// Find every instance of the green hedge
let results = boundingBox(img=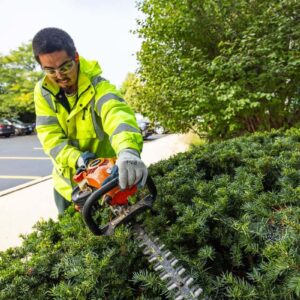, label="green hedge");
[0,129,299,299]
